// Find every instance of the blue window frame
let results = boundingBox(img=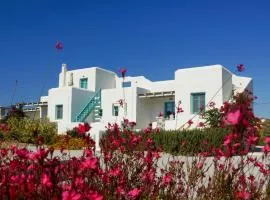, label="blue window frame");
[80,78,88,89]
[122,81,131,88]
[55,105,63,119]
[191,93,205,114]
[164,102,175,118]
